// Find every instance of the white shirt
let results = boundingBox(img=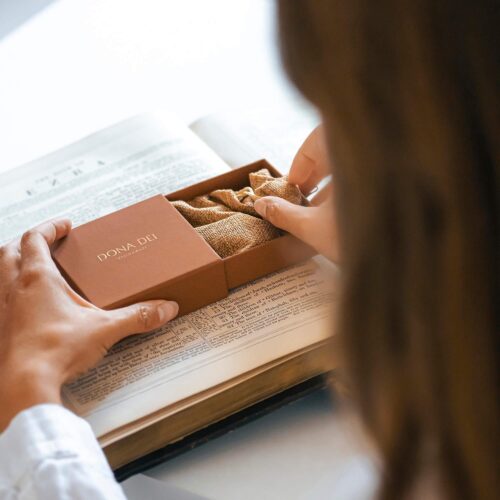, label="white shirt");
[0,405,125,500]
